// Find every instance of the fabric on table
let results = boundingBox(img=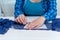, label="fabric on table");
[0,18,25,34]
[0,18,60,34]
[52,18,60,31]
[0,19,12,34]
